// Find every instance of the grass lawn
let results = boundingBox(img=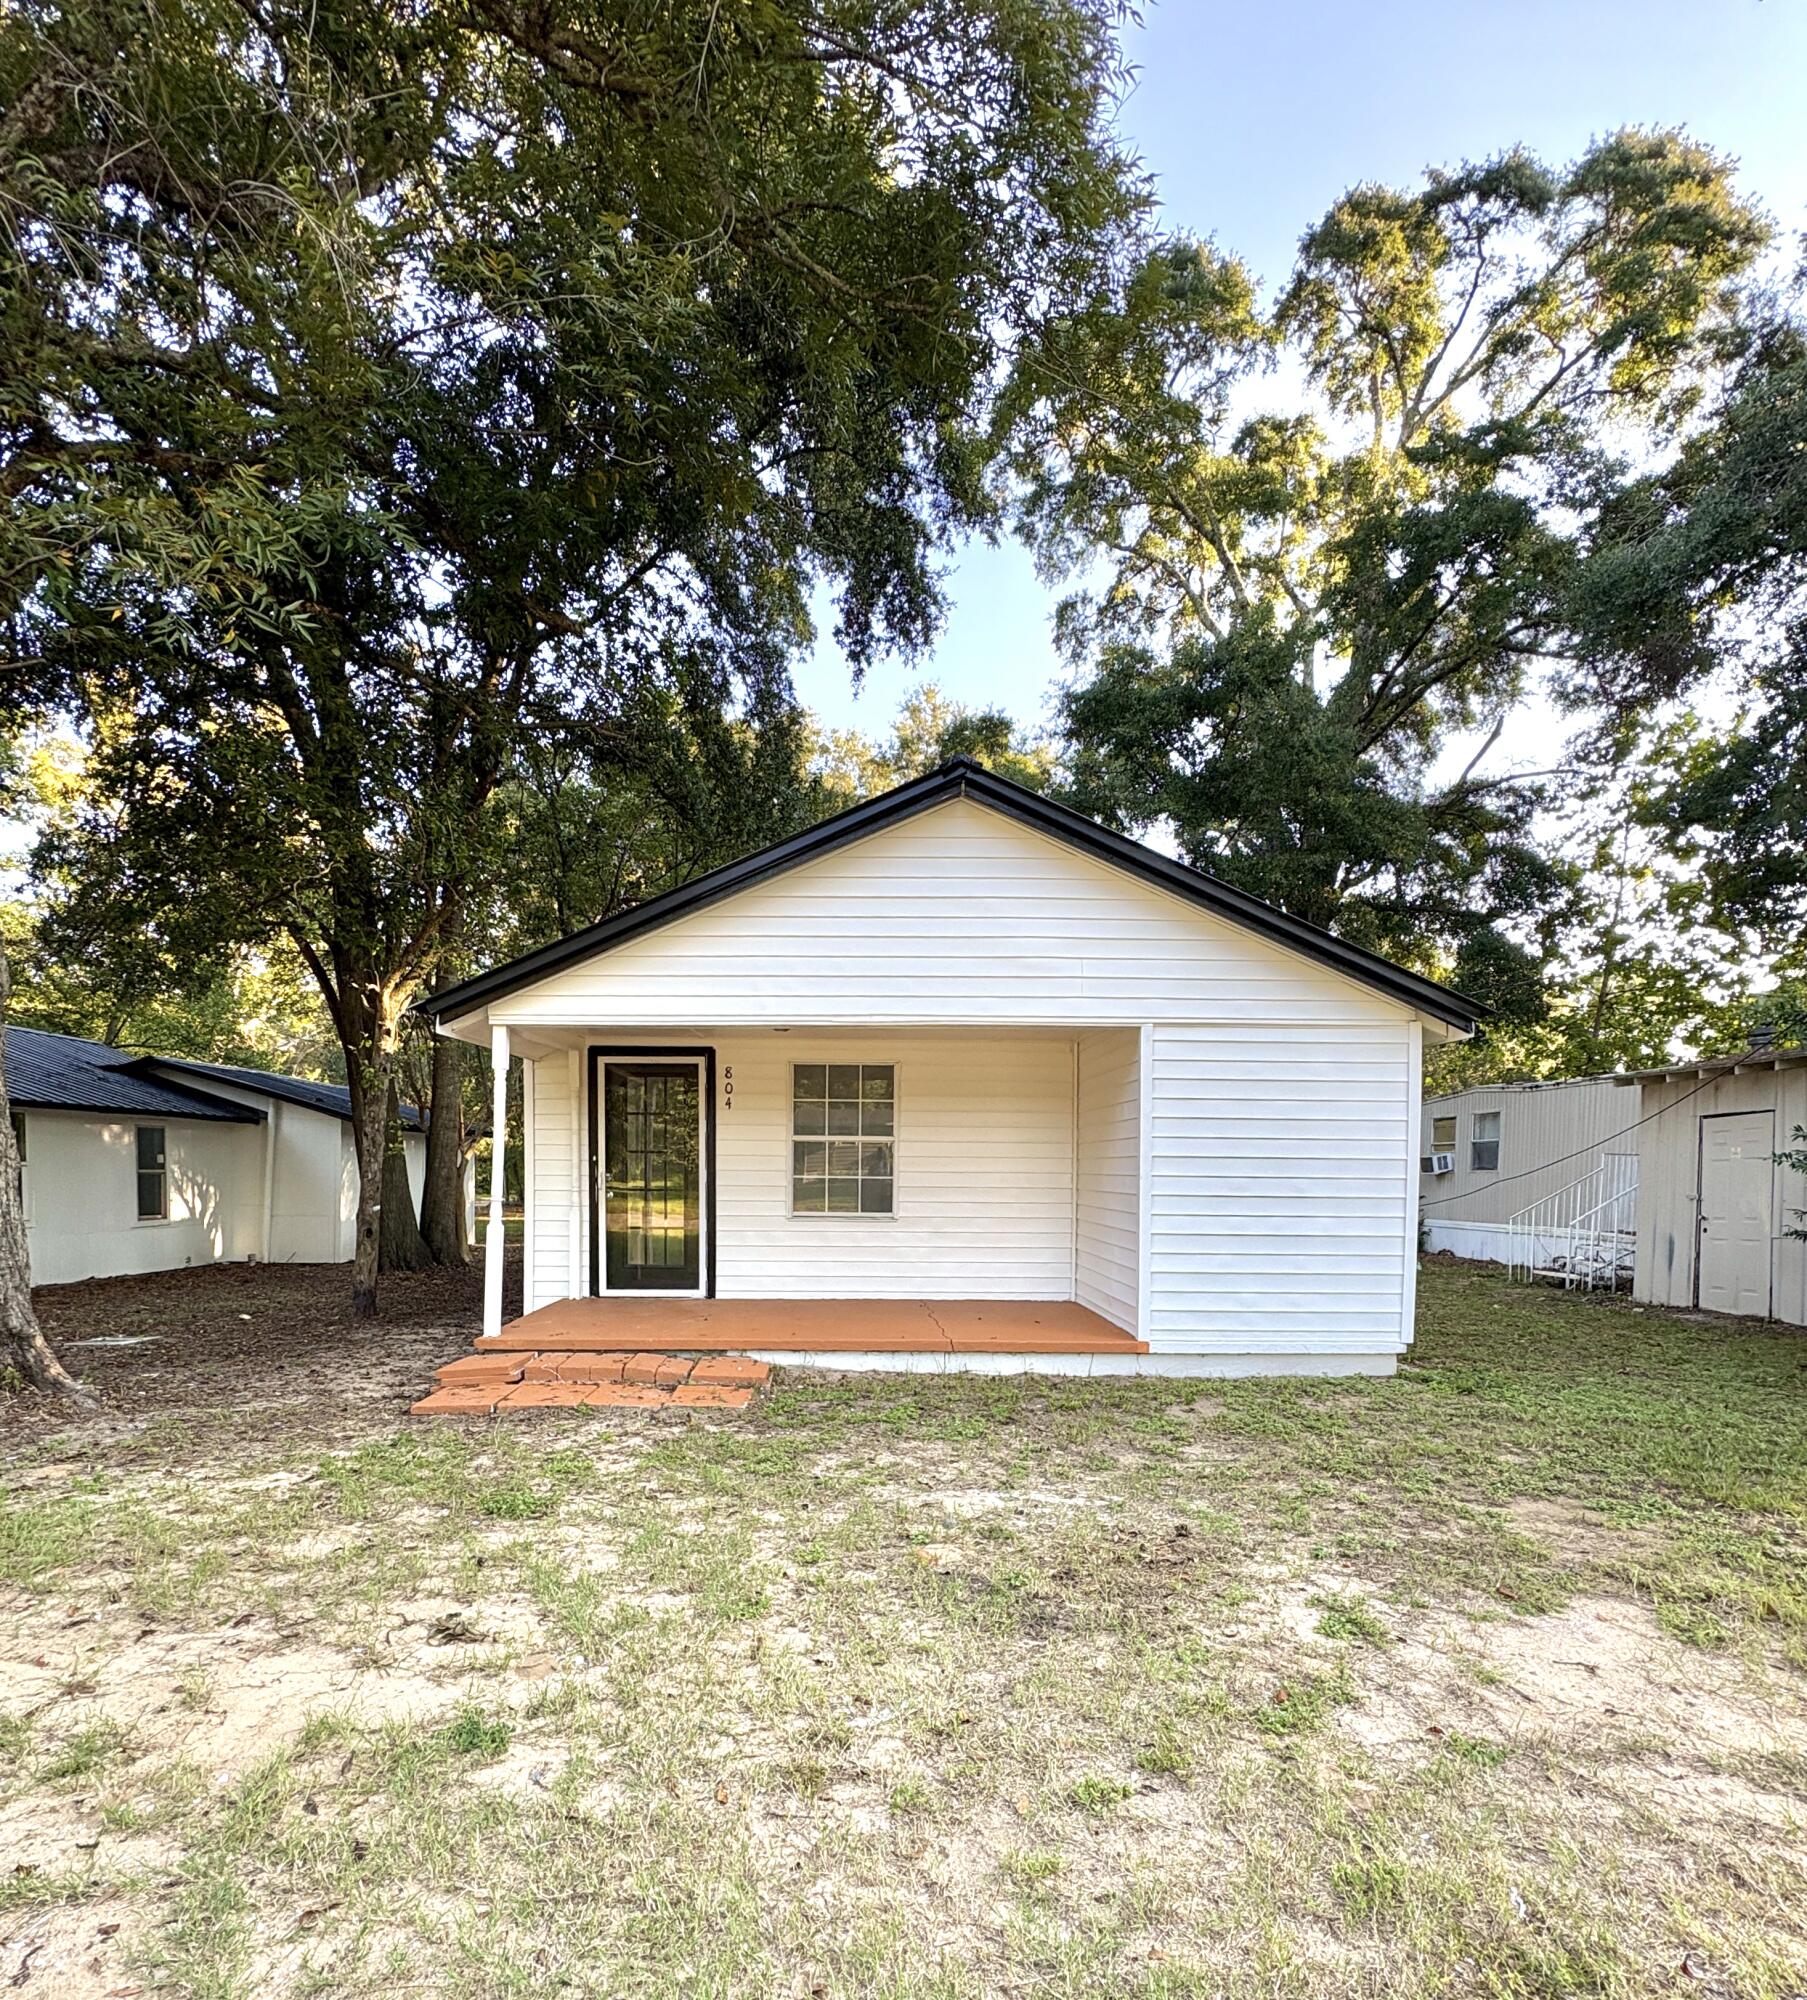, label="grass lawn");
[2,1261,1805,1998]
